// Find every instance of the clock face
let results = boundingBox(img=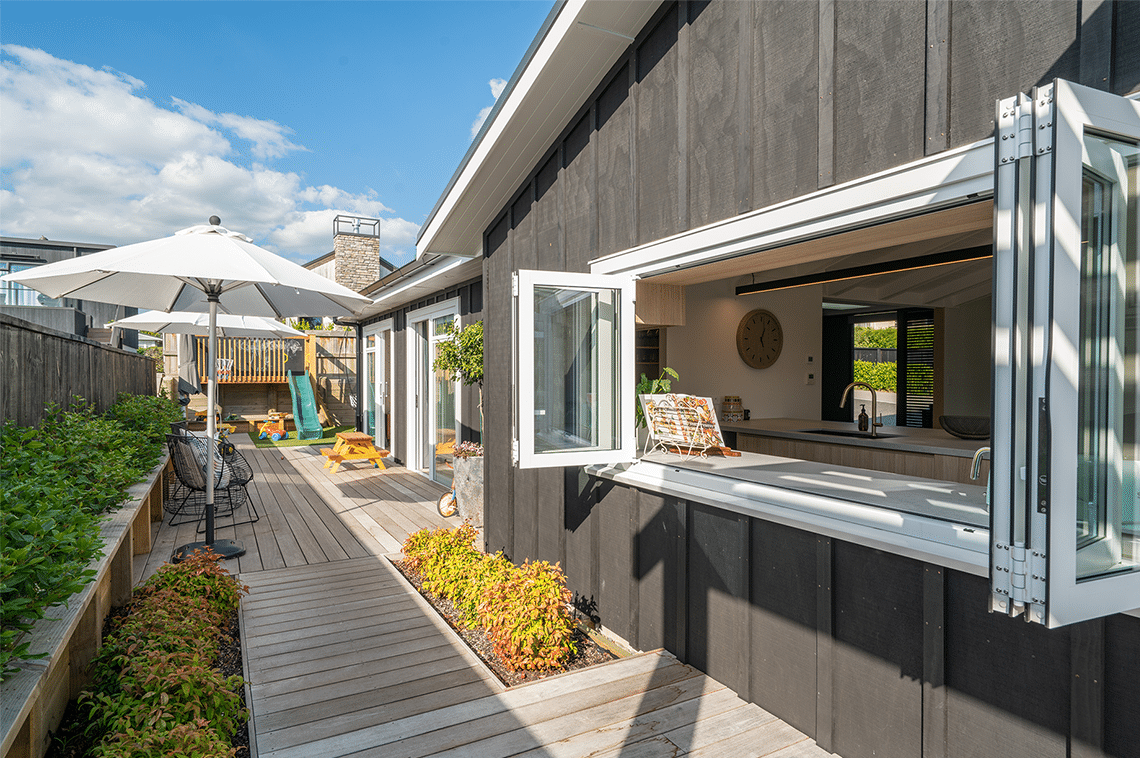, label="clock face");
[736,309,783,369]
